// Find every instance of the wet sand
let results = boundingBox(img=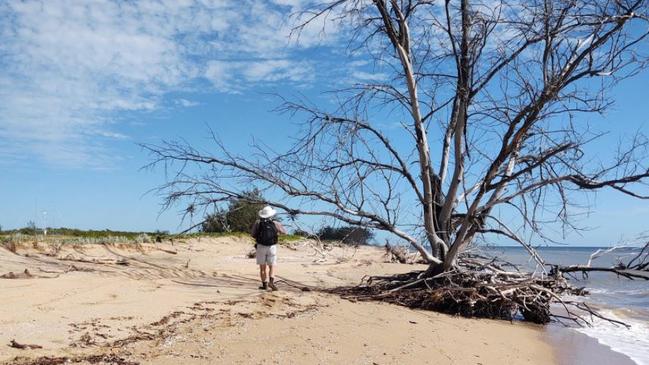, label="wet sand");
[1,236,555,364]
[545,325,636,365]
